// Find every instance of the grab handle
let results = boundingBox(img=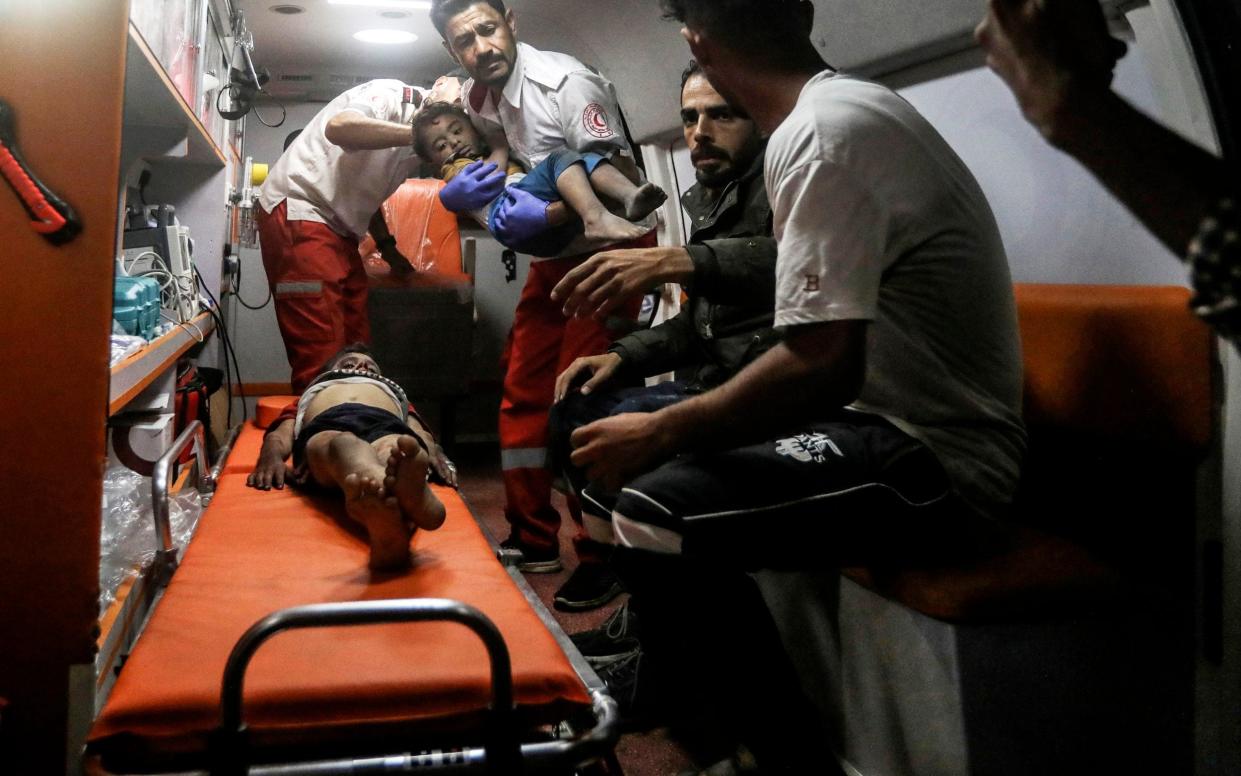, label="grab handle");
[150,420,207,584]
[0,98,81,244]
[213,599,519,774]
